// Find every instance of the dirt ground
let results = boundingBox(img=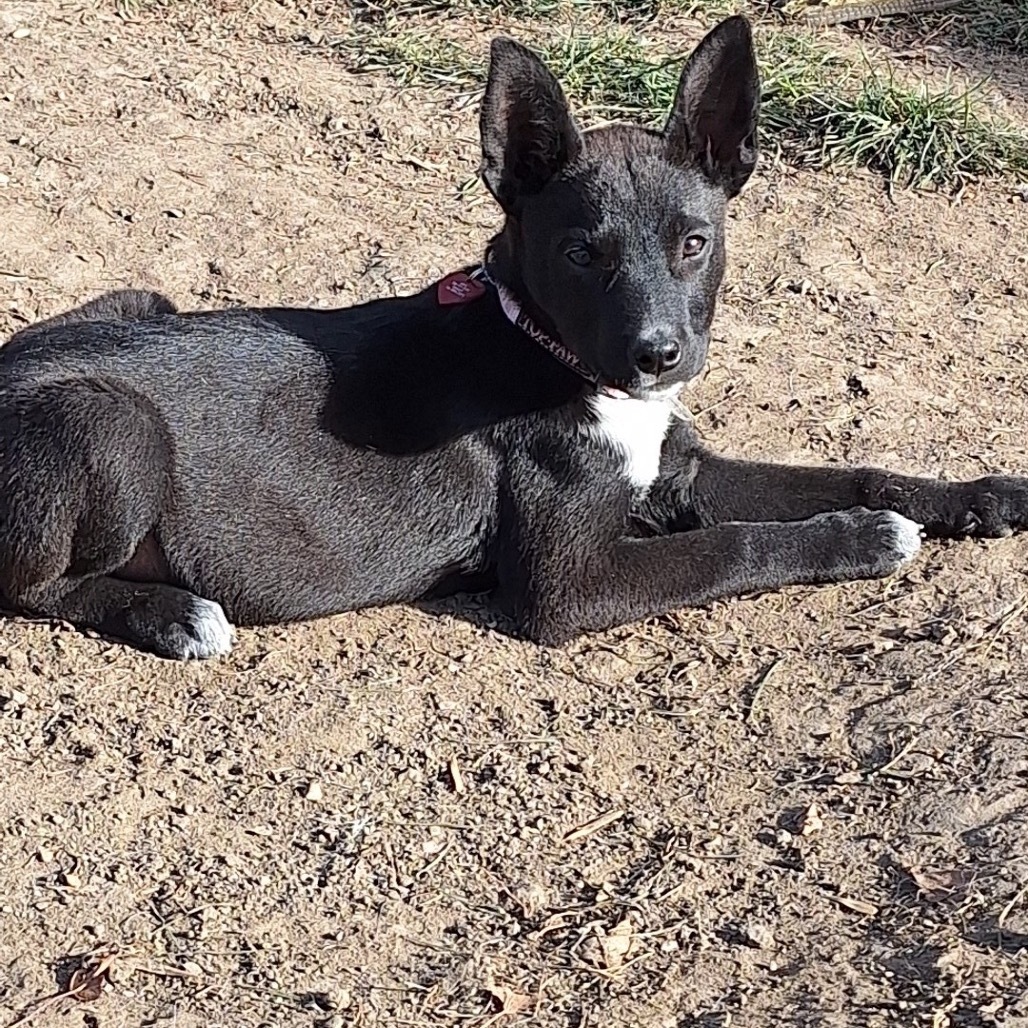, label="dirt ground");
[2,3,1028,1027]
